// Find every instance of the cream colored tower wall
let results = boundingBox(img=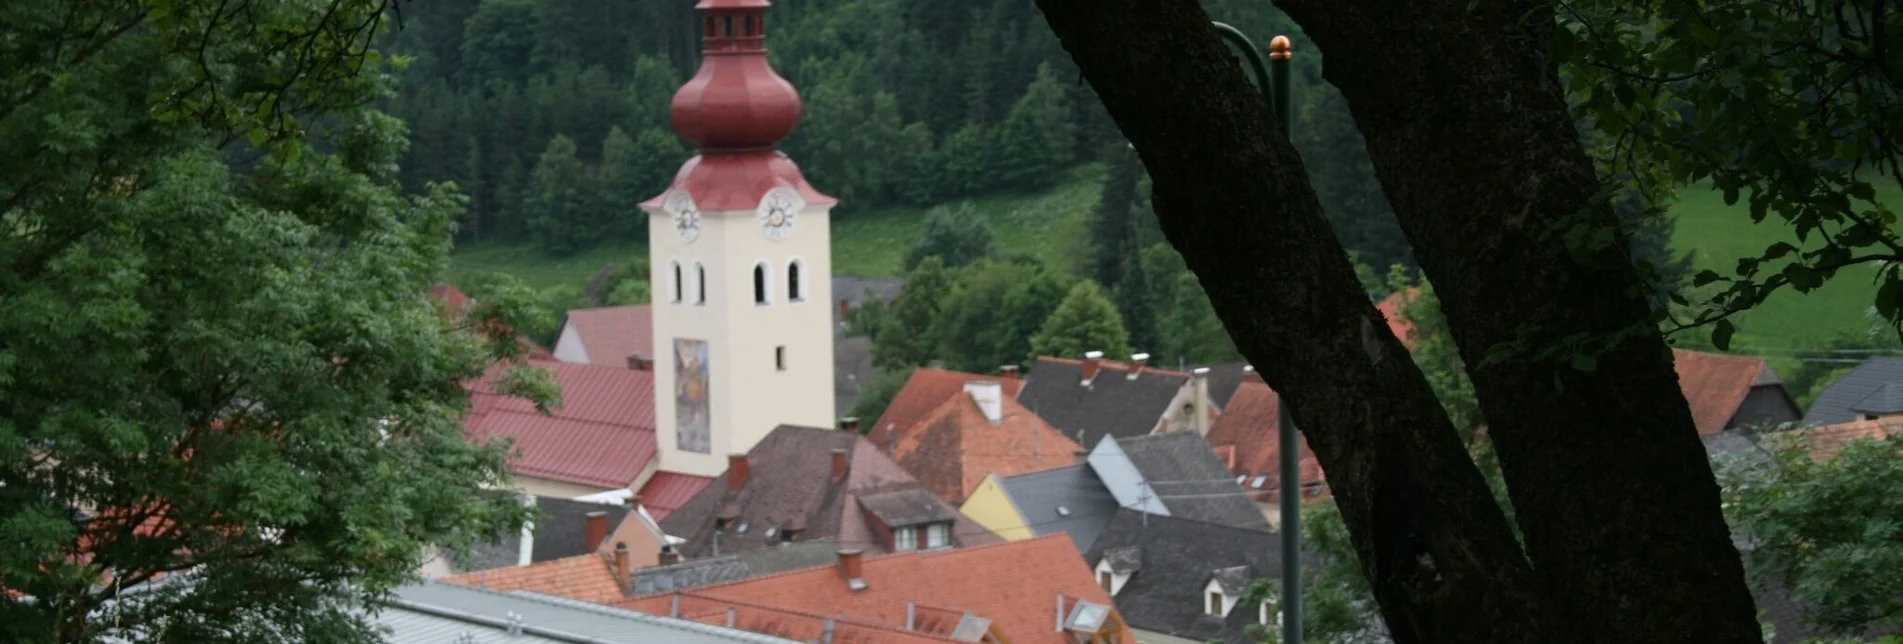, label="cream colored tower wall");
[645,194,837,477]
